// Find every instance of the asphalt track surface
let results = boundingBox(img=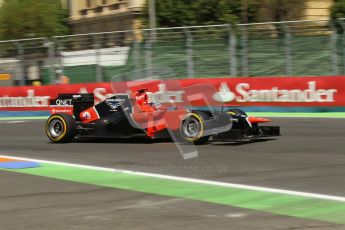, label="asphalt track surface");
[0,118,345,229]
